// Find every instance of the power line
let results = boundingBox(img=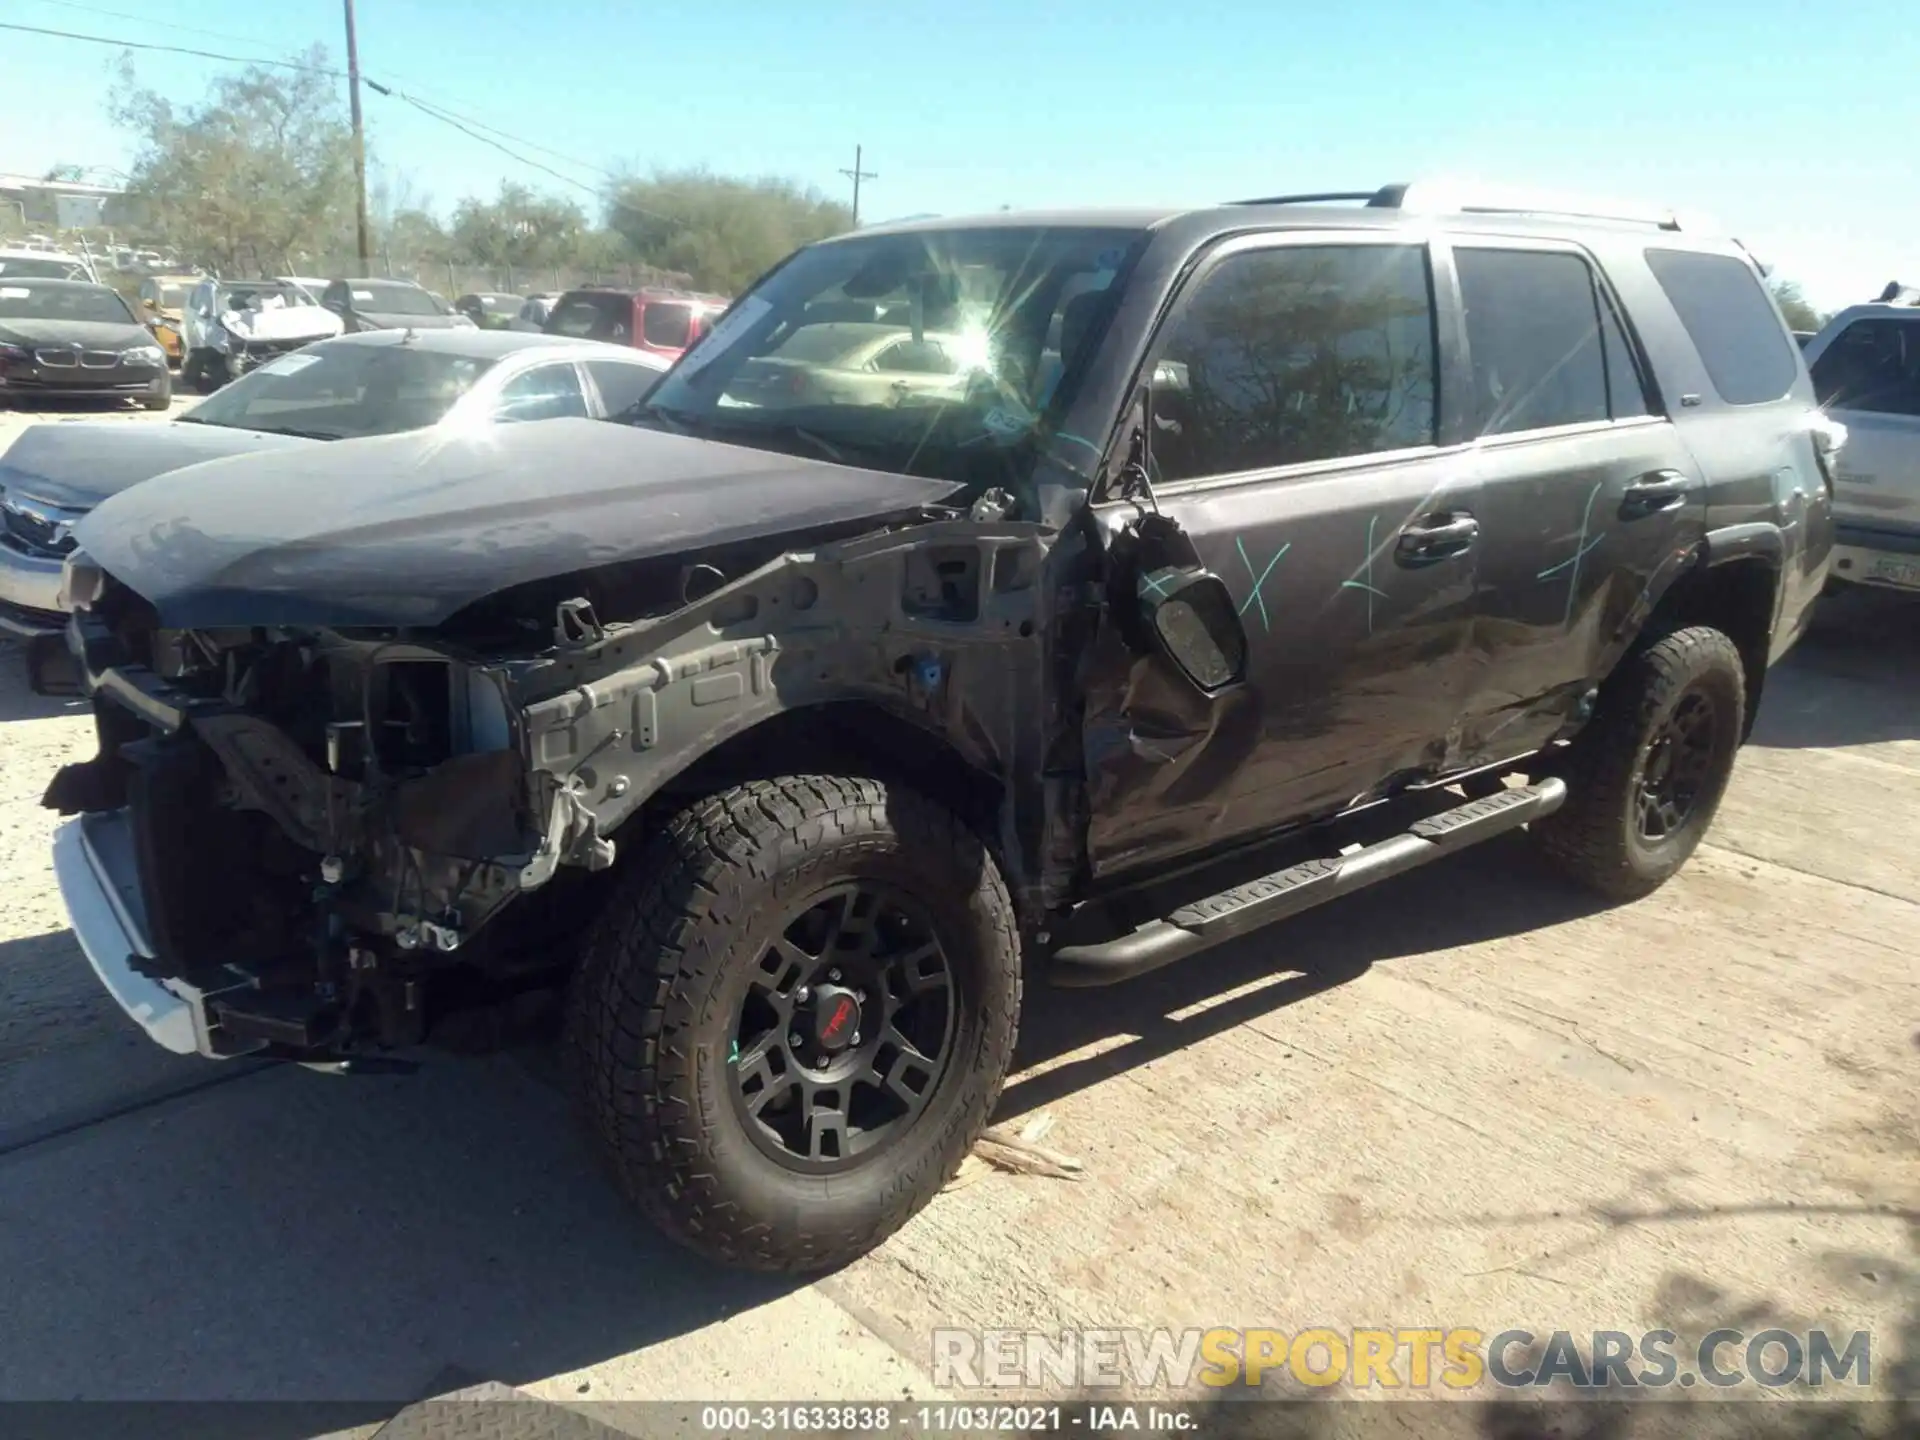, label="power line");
[390,94,606,198]
[6,14,667,219]
[0,19,345,75]
[21,0,298,53]
[26,1,619,186]
[388,92,618,188]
